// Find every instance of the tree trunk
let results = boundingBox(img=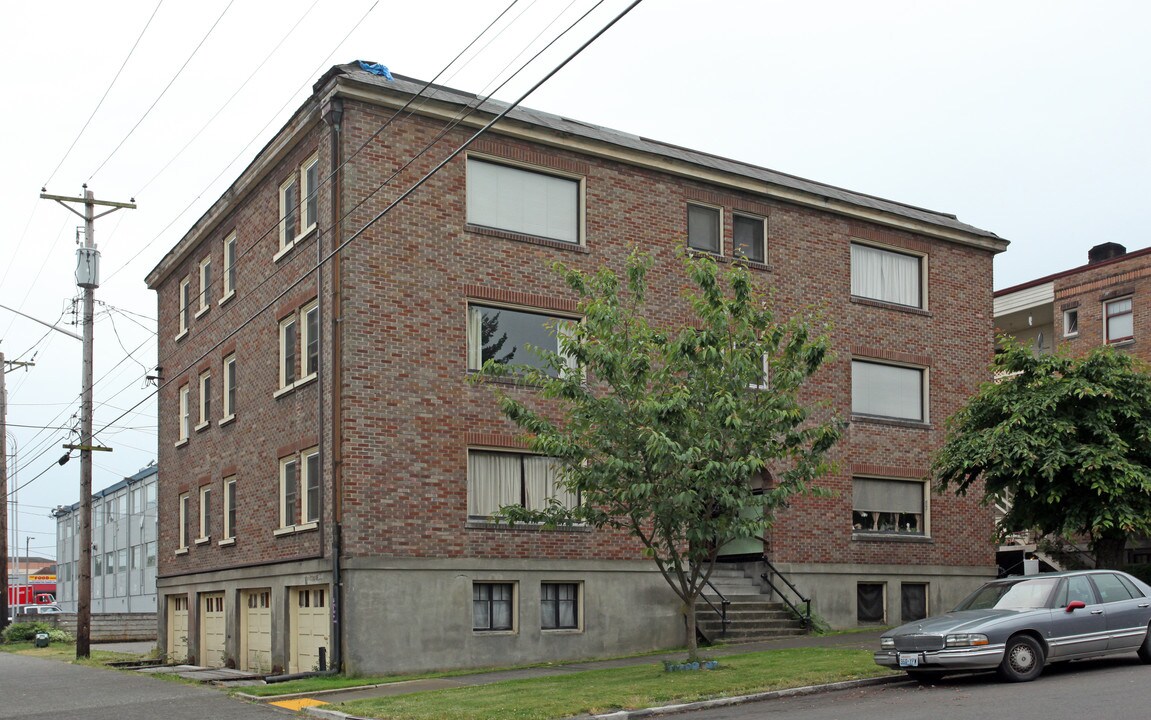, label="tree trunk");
[1093,533,1127,569]
[684,593,699,662]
